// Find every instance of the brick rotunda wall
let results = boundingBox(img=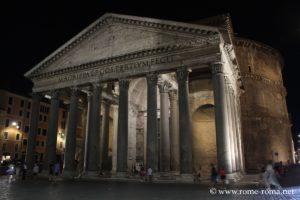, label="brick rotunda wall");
[234,38,293,172]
